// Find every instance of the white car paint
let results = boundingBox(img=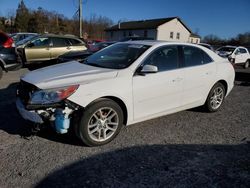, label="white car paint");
[20,41,235,126]
[233,47,250,64]
[216,46,250,66]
